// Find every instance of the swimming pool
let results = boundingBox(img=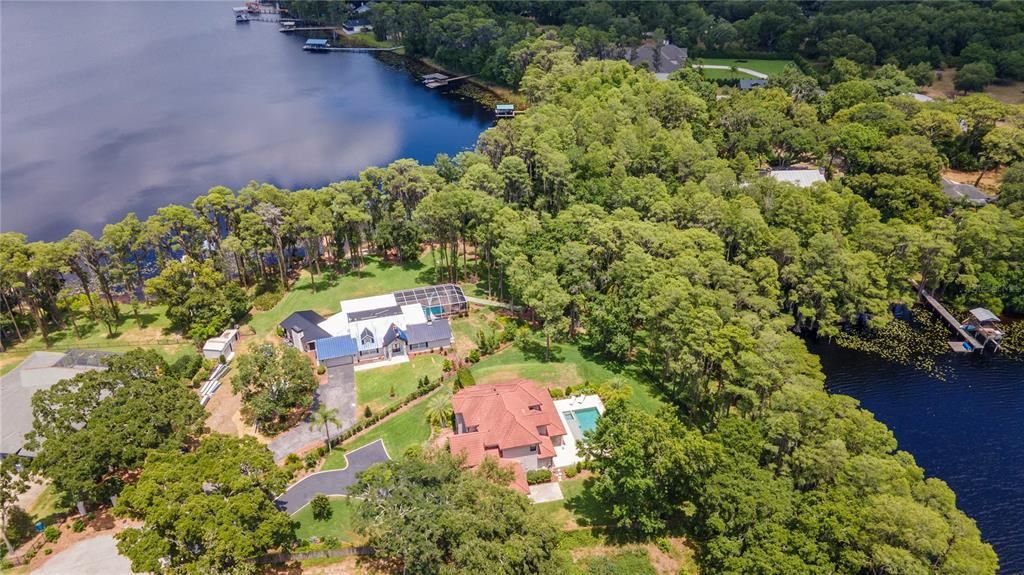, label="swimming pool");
[563,407,602,440]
